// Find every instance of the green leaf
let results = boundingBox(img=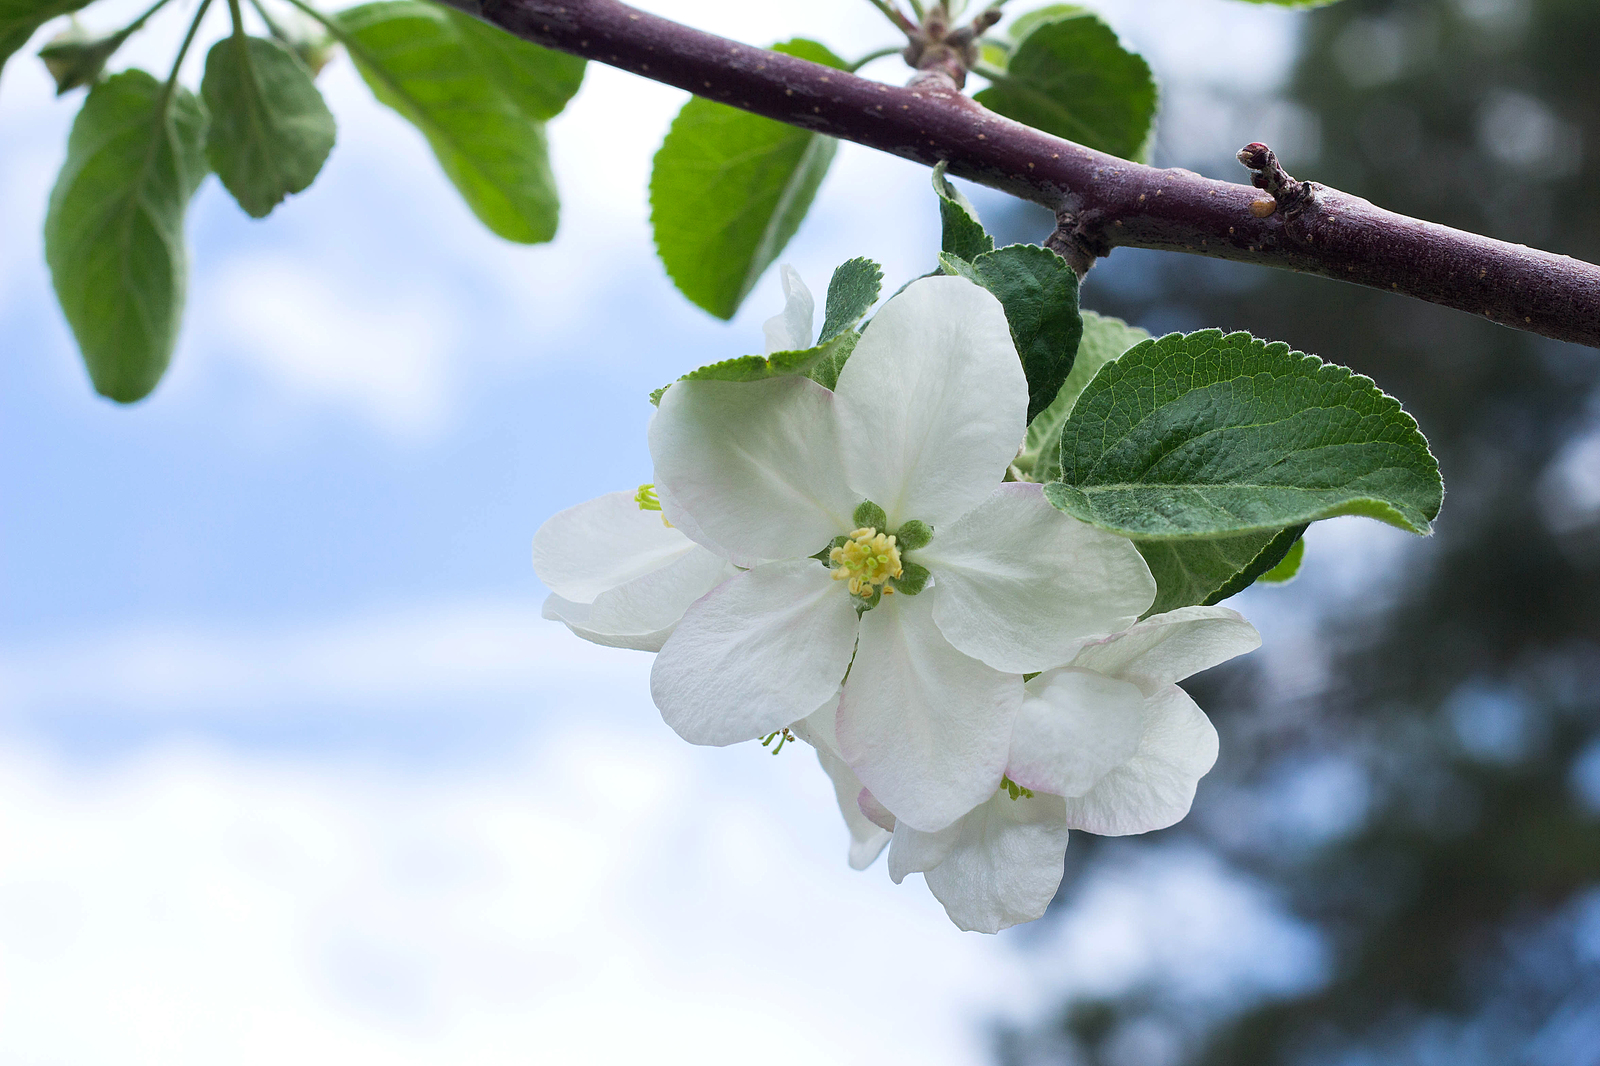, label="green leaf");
[1018,310,1148,482]
[334,0,561,243]
[1,0,89,88]
[1134,523,1307,615]
[652,330,858,404]
[1256,533,1305,583]
[201,35,335,218]
[44,69,208,402]
[1047,329,1444,538]
[931,160,992,261]
[819,256,882,344]
[37,20,130,95]
[968,244,1081,423]
[975,8,1157,161]
[649,38,845,319]
[445,9,584,121]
